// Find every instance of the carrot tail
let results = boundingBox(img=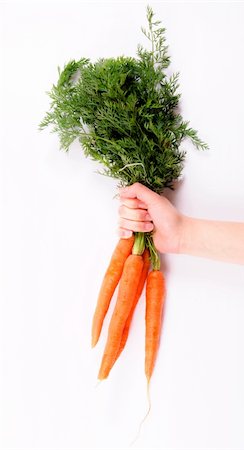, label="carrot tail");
[115,248,151,361]
[145,269,166,382]
[98,254,144,380]
[91,236,134,348]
